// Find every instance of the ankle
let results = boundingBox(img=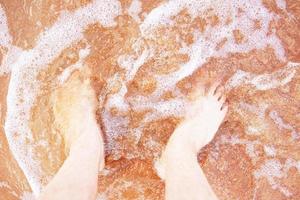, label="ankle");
[164,138,198,163]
